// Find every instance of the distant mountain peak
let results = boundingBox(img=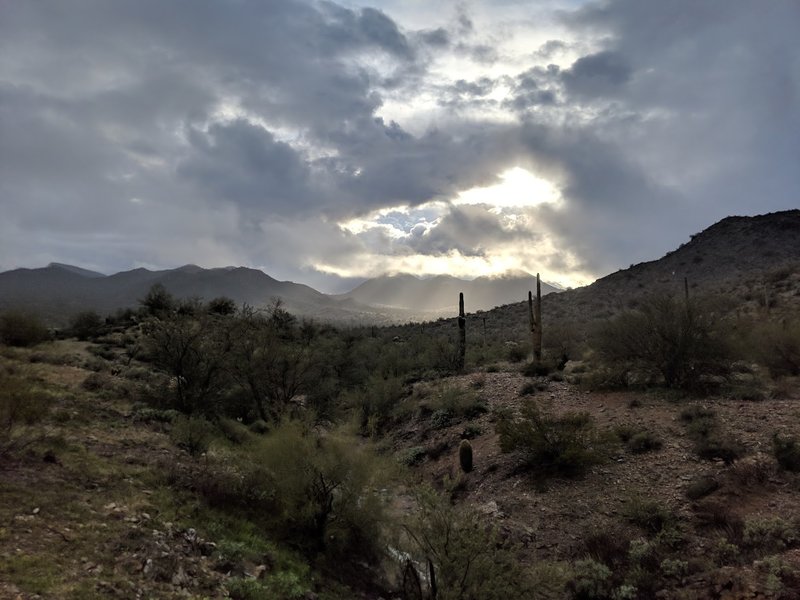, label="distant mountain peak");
[46,263,105,278]
[172,264,205,273]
